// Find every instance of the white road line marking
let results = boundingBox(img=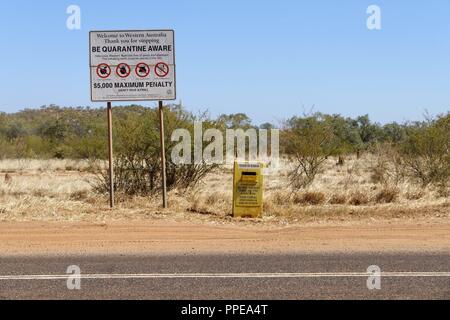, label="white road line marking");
[0,272,449,280]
